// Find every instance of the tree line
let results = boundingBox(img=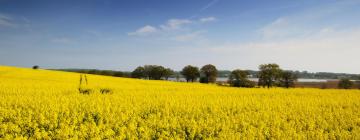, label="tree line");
[131,65,174,80]
[52,64,359,89]
[130,63,300,88]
